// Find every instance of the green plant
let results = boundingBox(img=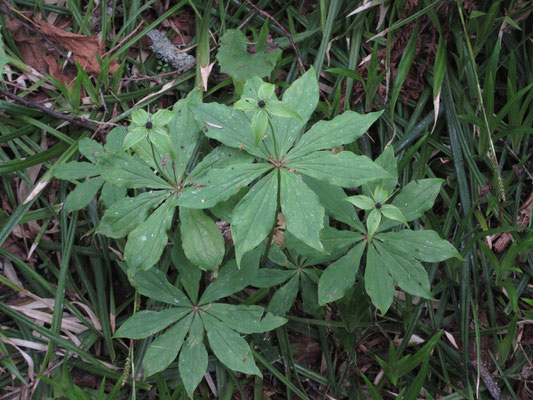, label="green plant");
[317,146,463,313]
[188,68,389,266]
[115,248,286,397]
[216,26,282,83]
[49,64,464,396]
